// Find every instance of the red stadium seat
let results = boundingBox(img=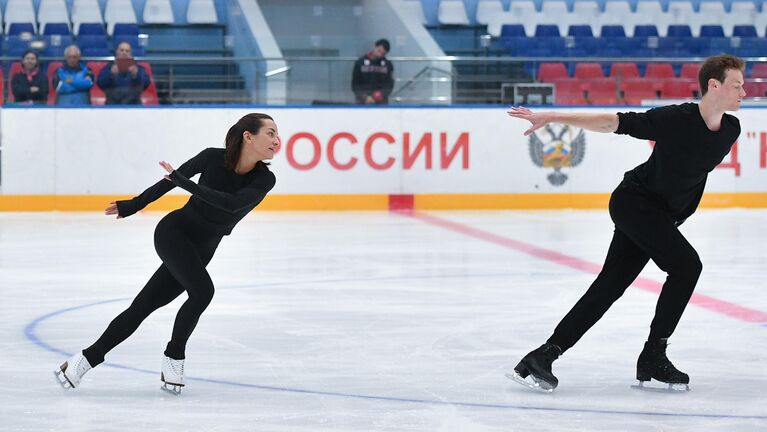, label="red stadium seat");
[610,62,640,79]
[744,81,767,98]
[86,61,108,105]
[620,79,657,105]
[751,63,767,78]
[574,63,604,79]
[6,62,23,103]
[47,61,63,104]
[644,63,675,79]
[680,63,701,80]
[138,61,159,105]
[554,79,586,104]
[583,80,618,104]
[661,79,697,99]
[538,63,568,82]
